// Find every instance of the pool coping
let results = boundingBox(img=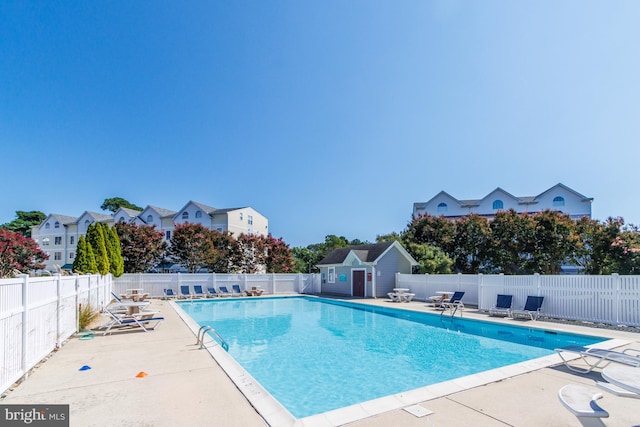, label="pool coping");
[170,296,629,427]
